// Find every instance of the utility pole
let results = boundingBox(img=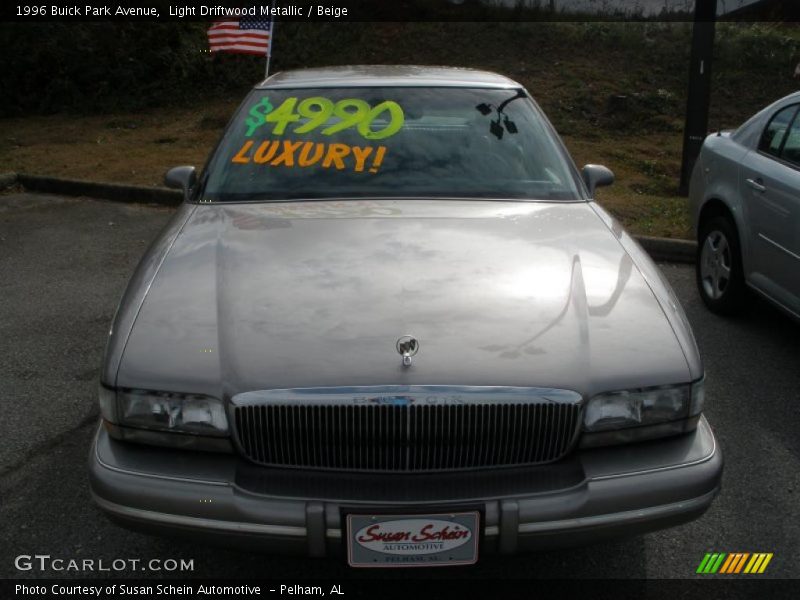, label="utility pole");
[679,0,718,195]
